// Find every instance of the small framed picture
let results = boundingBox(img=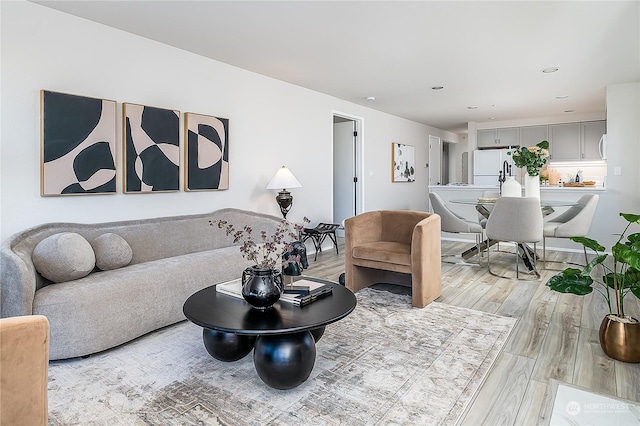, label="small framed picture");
[392,143,415,182]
